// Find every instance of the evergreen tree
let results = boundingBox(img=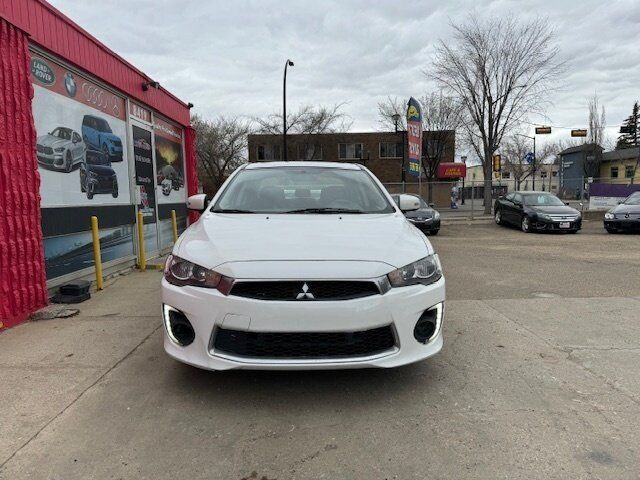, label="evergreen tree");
[616,101,639,150]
